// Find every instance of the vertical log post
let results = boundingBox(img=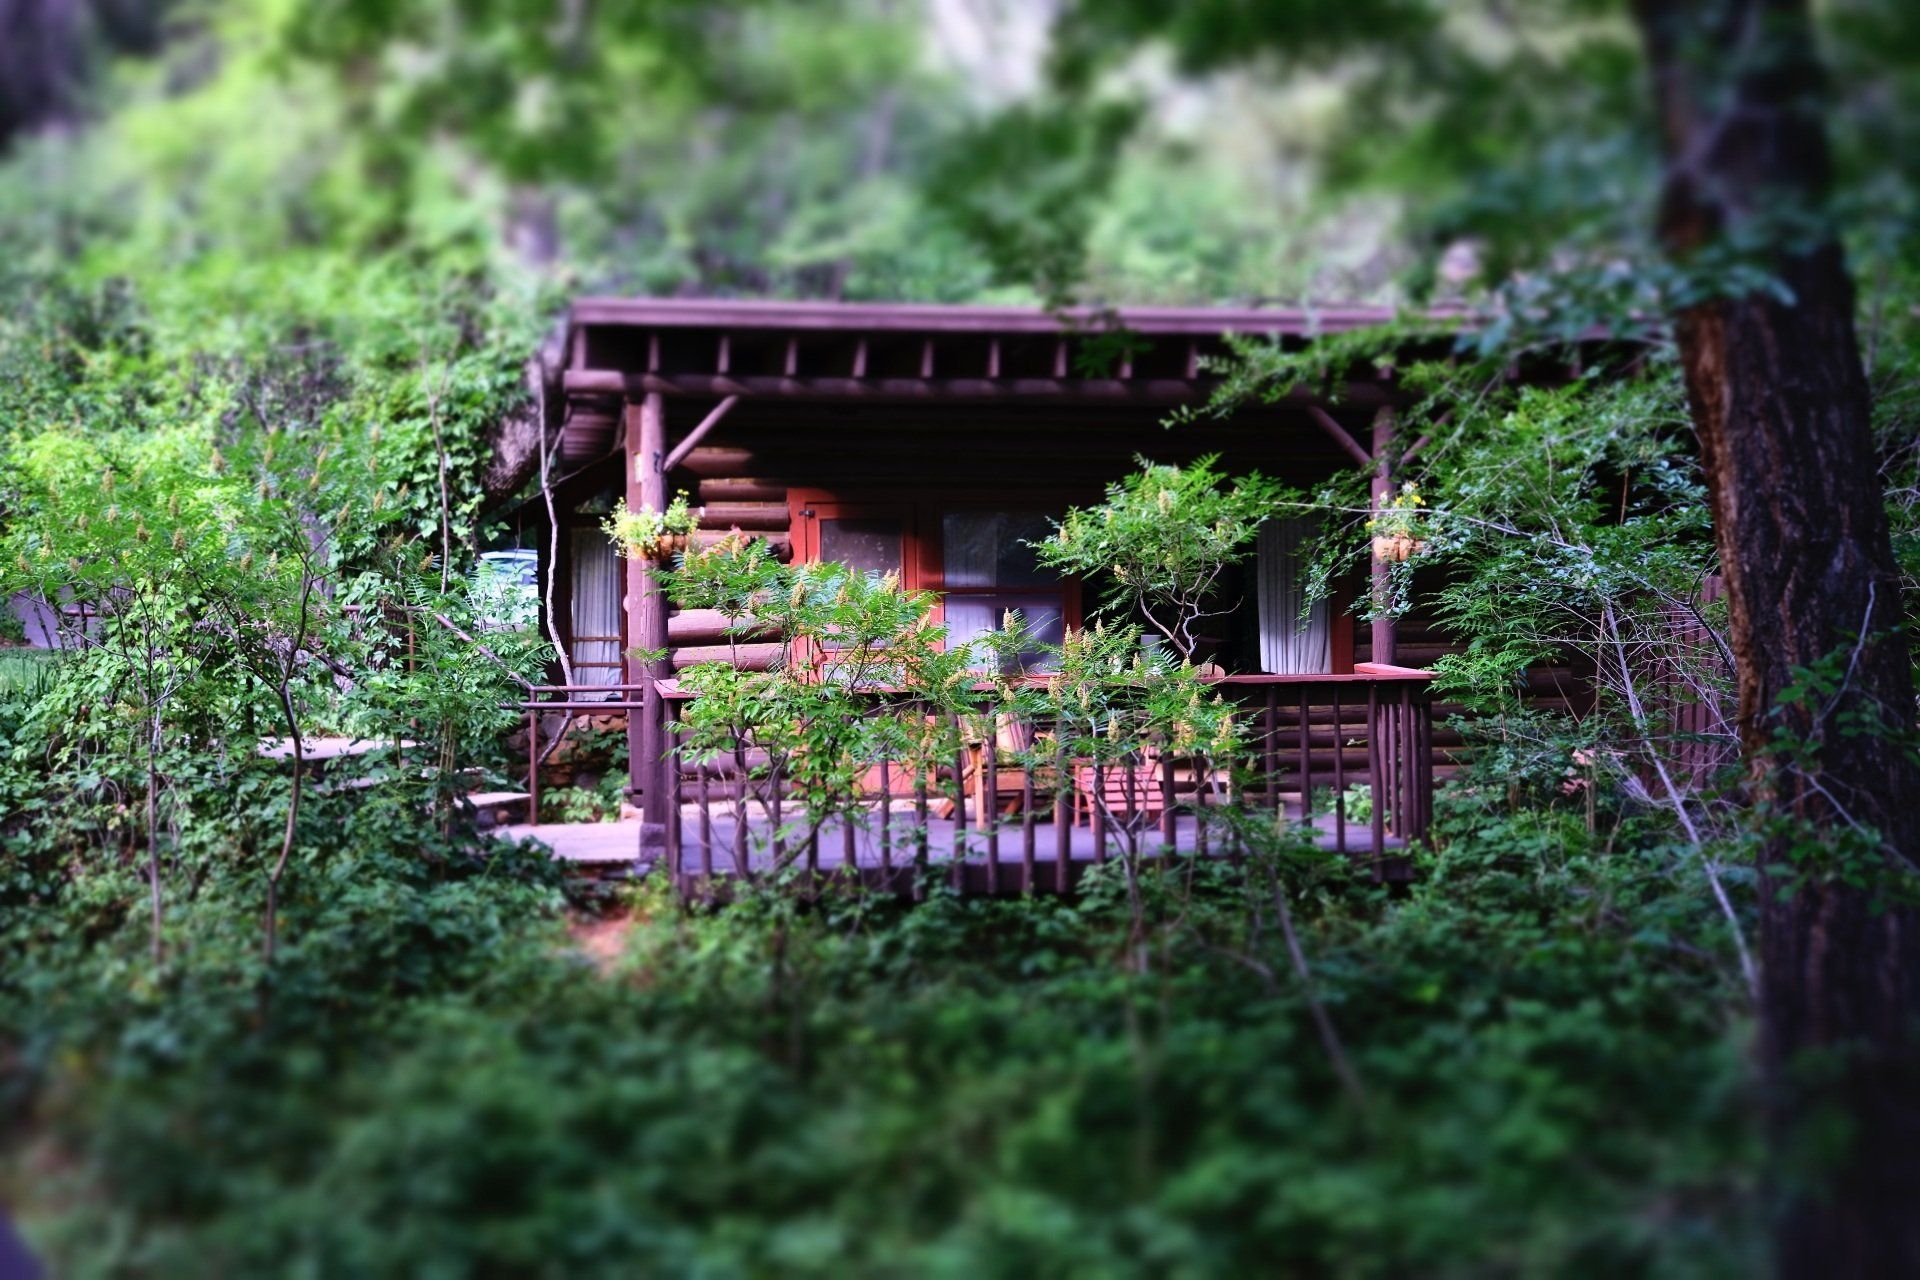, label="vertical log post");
[627,393,671,852]
[1370,405,1398,667]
